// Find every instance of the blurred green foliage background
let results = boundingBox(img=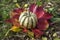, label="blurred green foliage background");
[0,0,60,40]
